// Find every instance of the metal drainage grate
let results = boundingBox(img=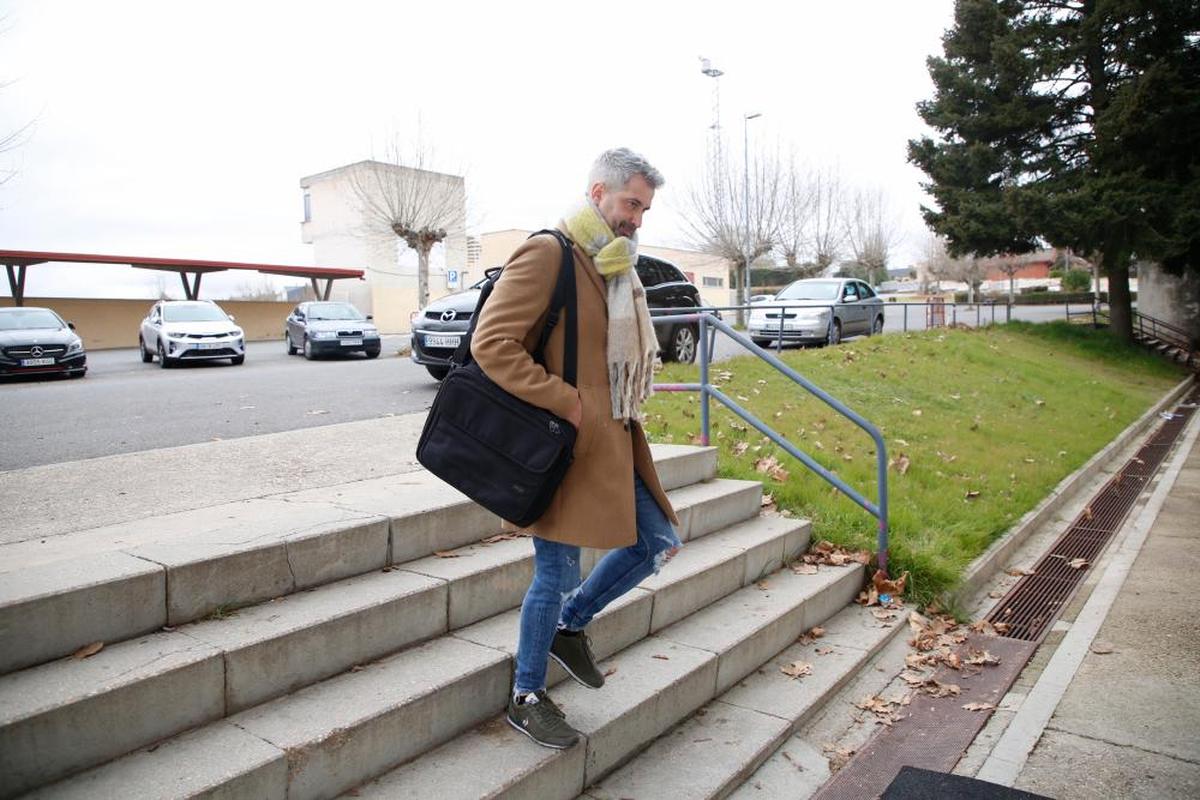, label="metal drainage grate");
[987,389,1199,642]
